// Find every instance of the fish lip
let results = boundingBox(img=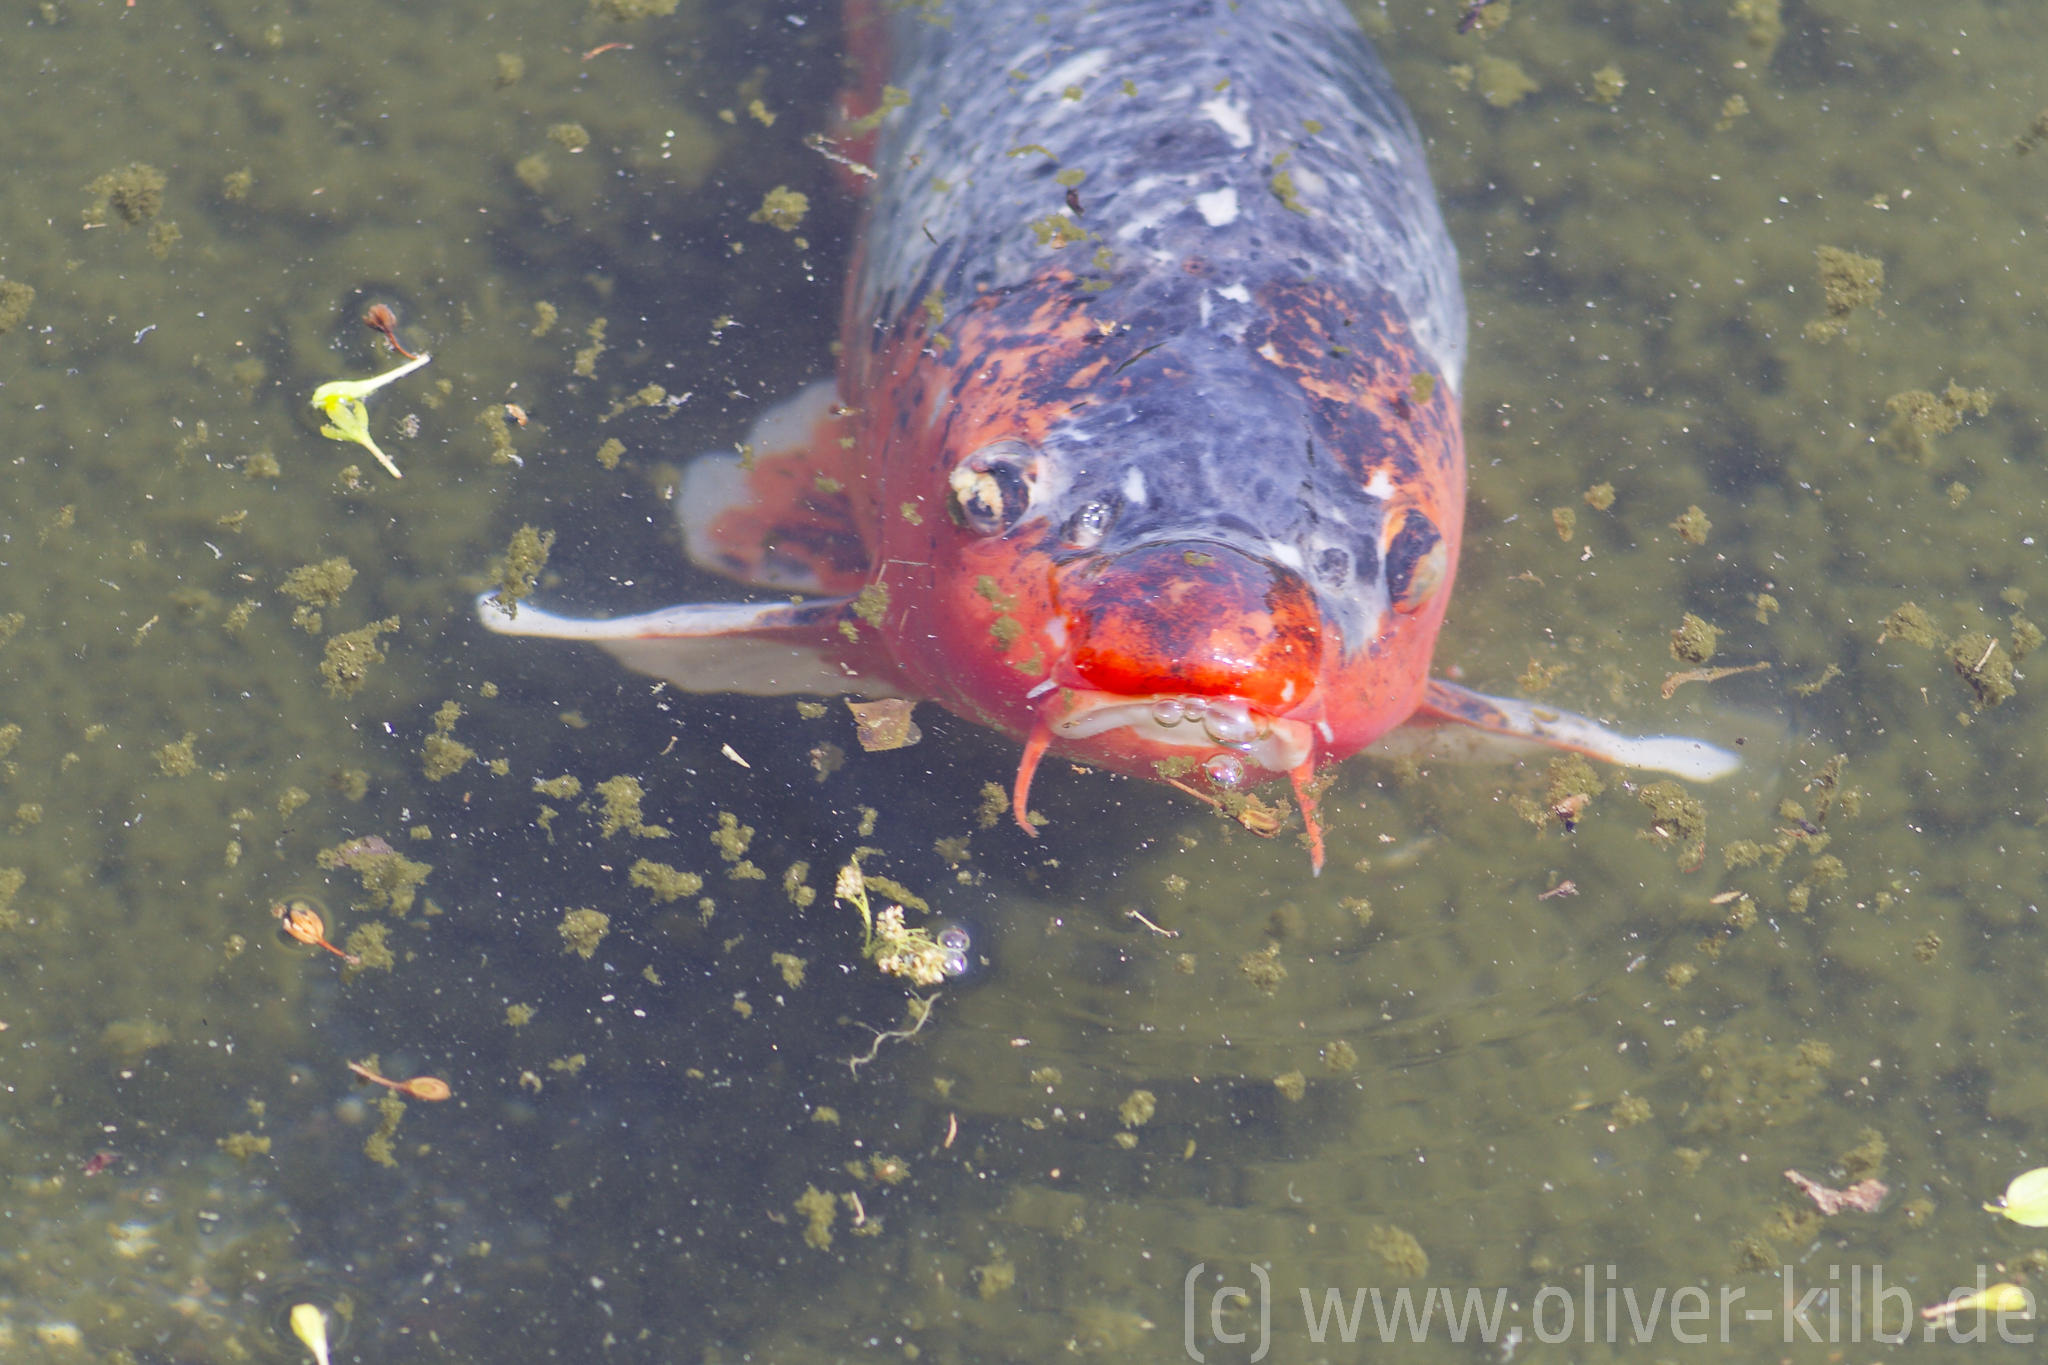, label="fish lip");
[1044,689,1314,775]
[1049,537,1324,712]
